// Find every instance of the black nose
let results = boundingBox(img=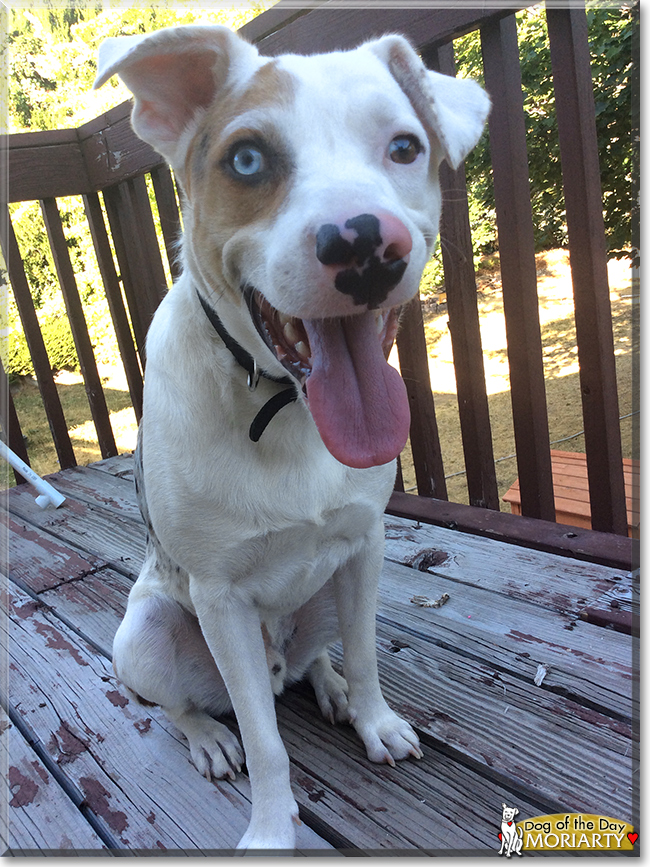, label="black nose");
[316,214,383,267]
[315,213,408,309]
